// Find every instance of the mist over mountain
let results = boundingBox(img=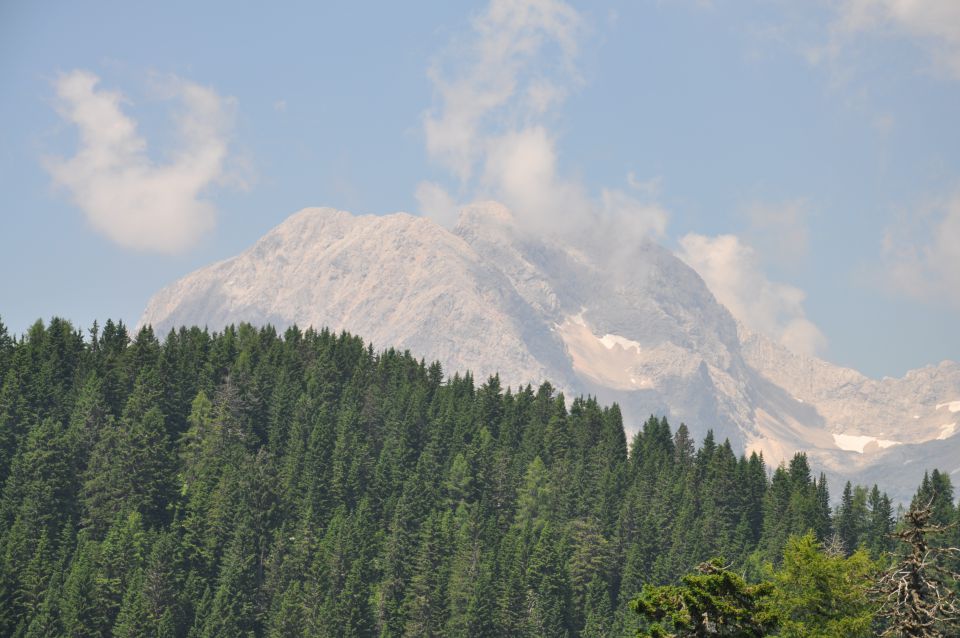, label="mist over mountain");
[140,203,960,502]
